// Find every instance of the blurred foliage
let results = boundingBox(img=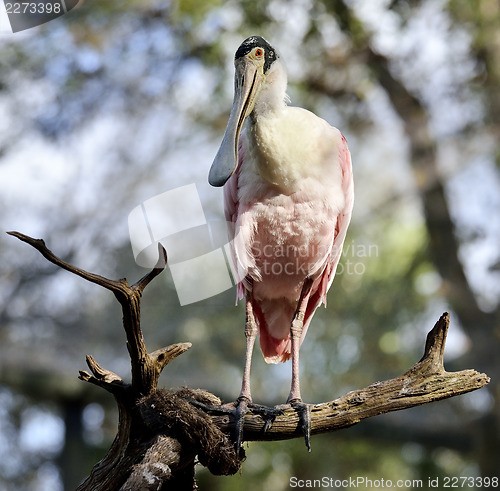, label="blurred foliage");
[0,0,499,489]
